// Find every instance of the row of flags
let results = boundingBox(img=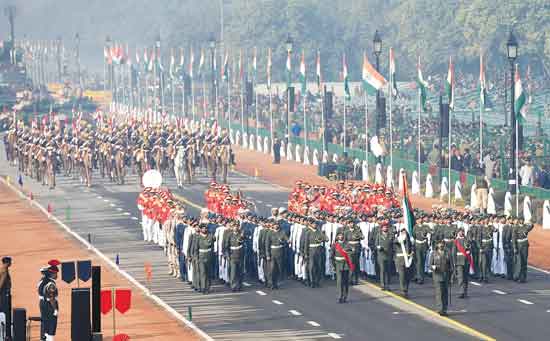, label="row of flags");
[104,44,529,123]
